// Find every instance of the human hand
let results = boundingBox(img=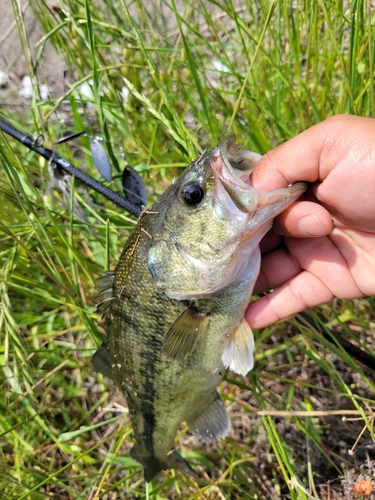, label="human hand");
[245,115,375,329]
